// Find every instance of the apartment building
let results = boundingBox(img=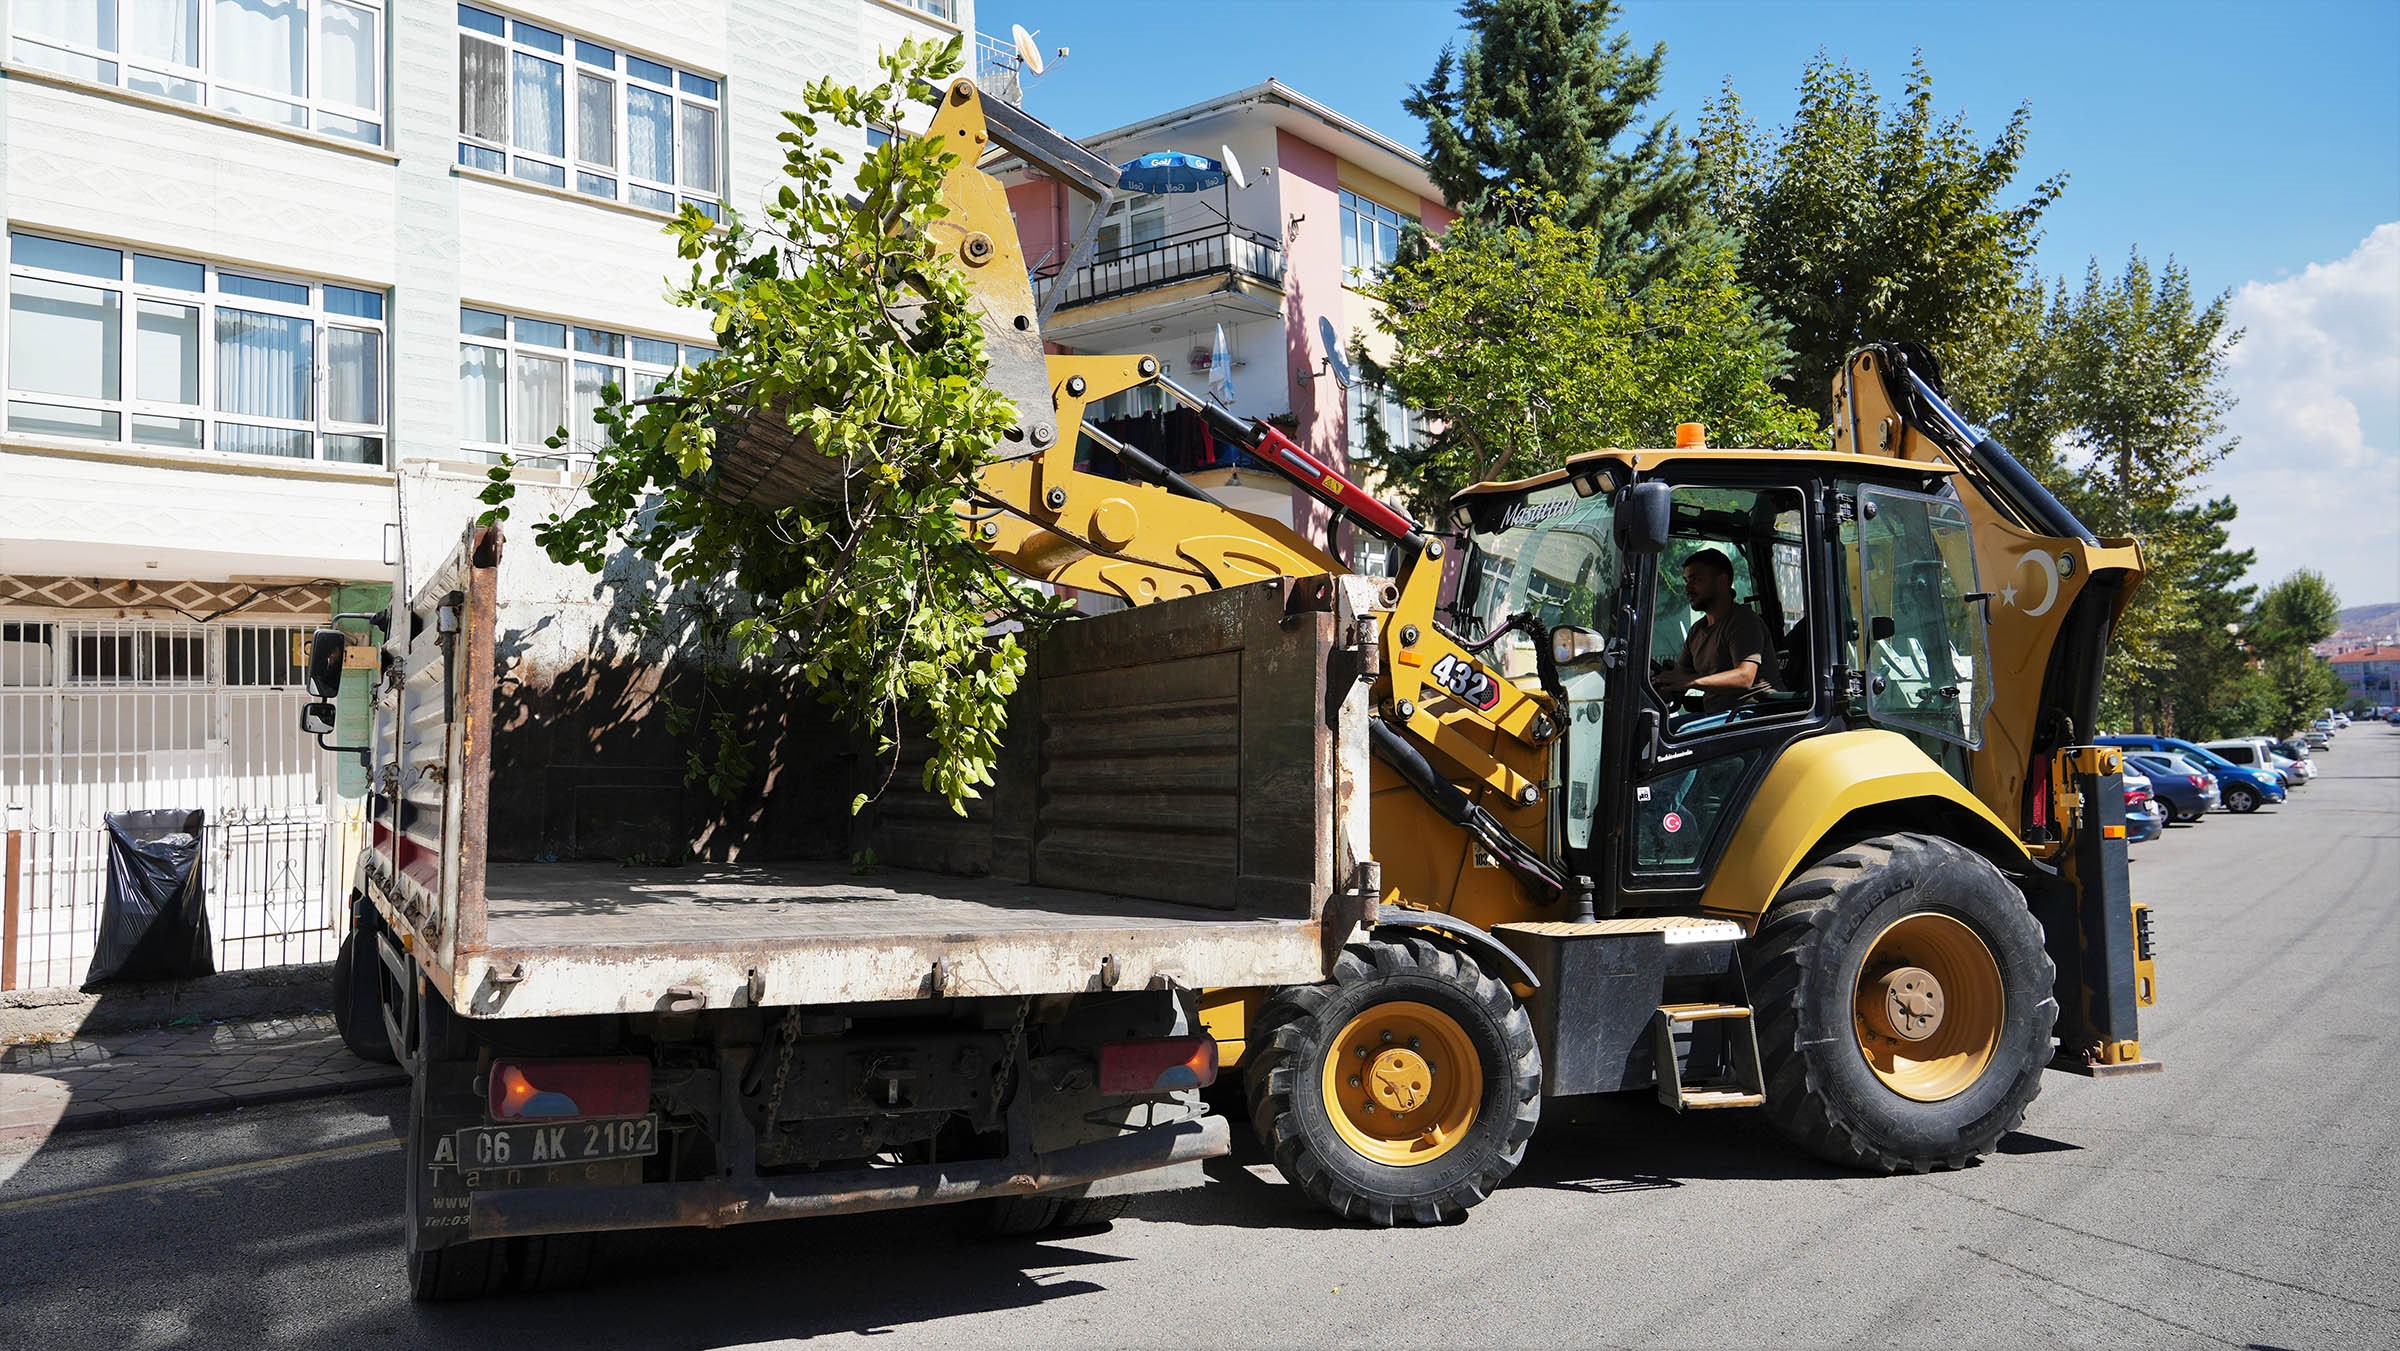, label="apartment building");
[0,0,971,988]
[1002,79,1452,575]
